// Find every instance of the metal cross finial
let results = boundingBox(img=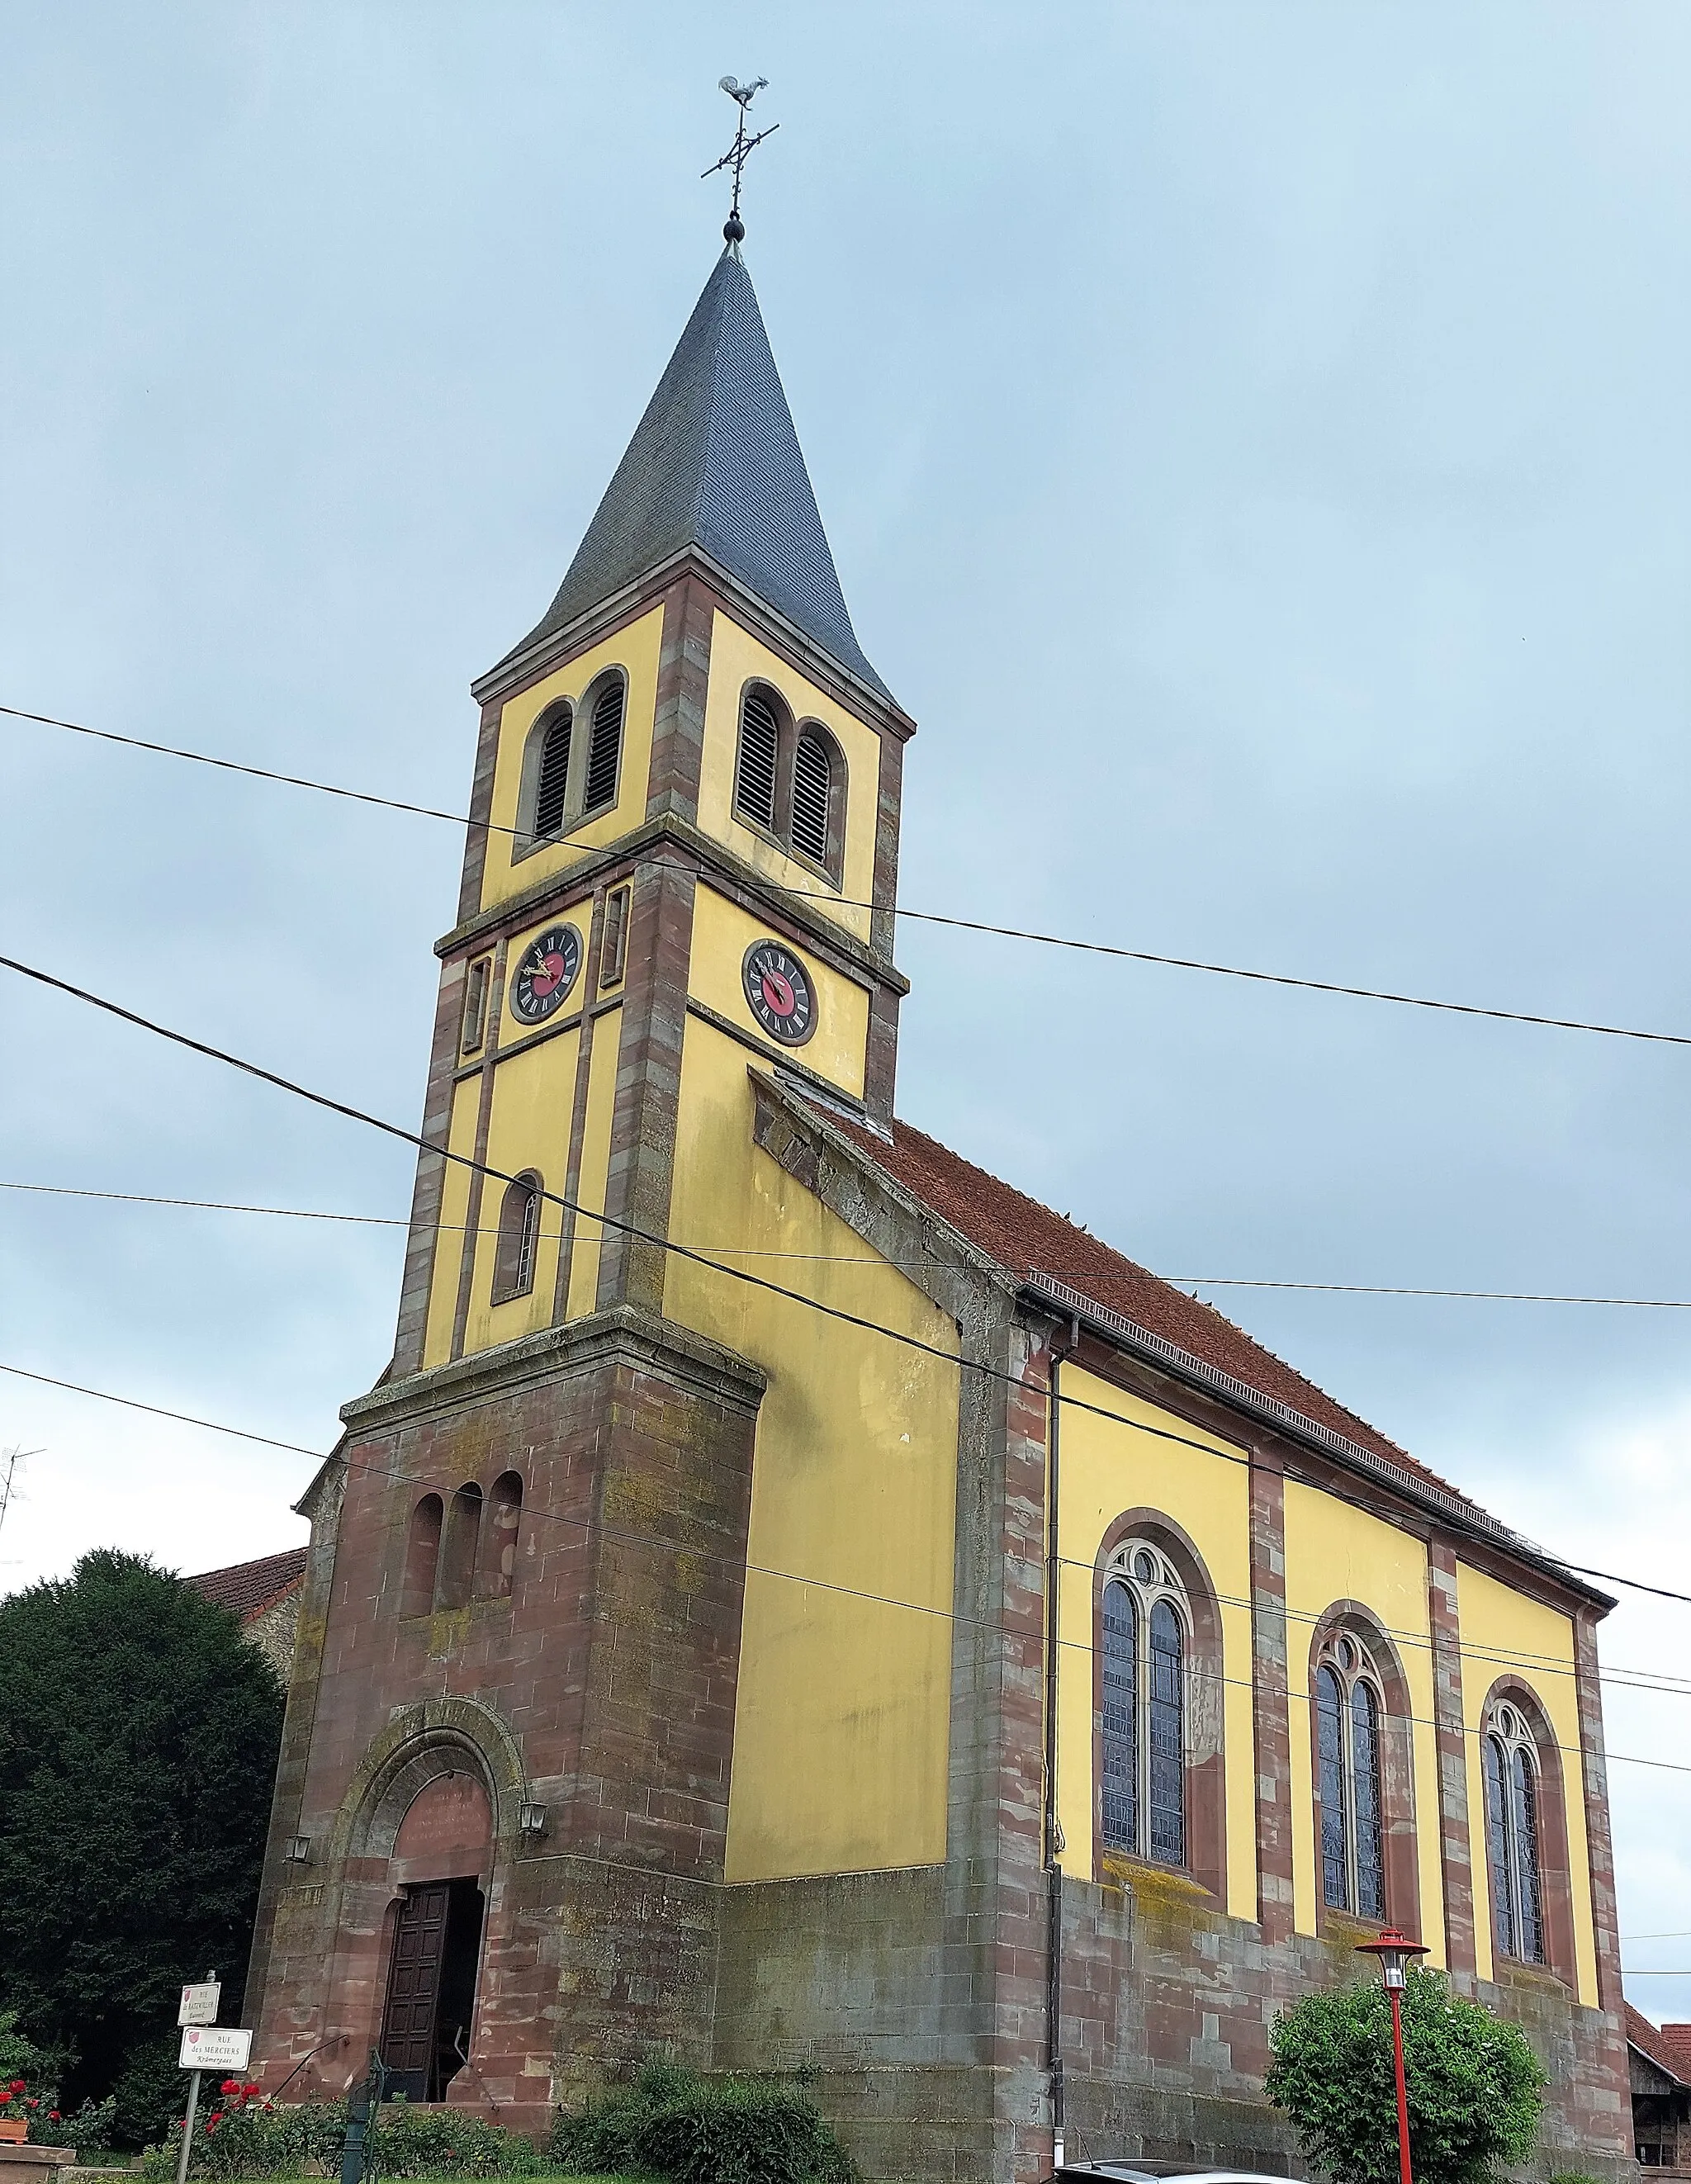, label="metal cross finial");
[702,75,779,244]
